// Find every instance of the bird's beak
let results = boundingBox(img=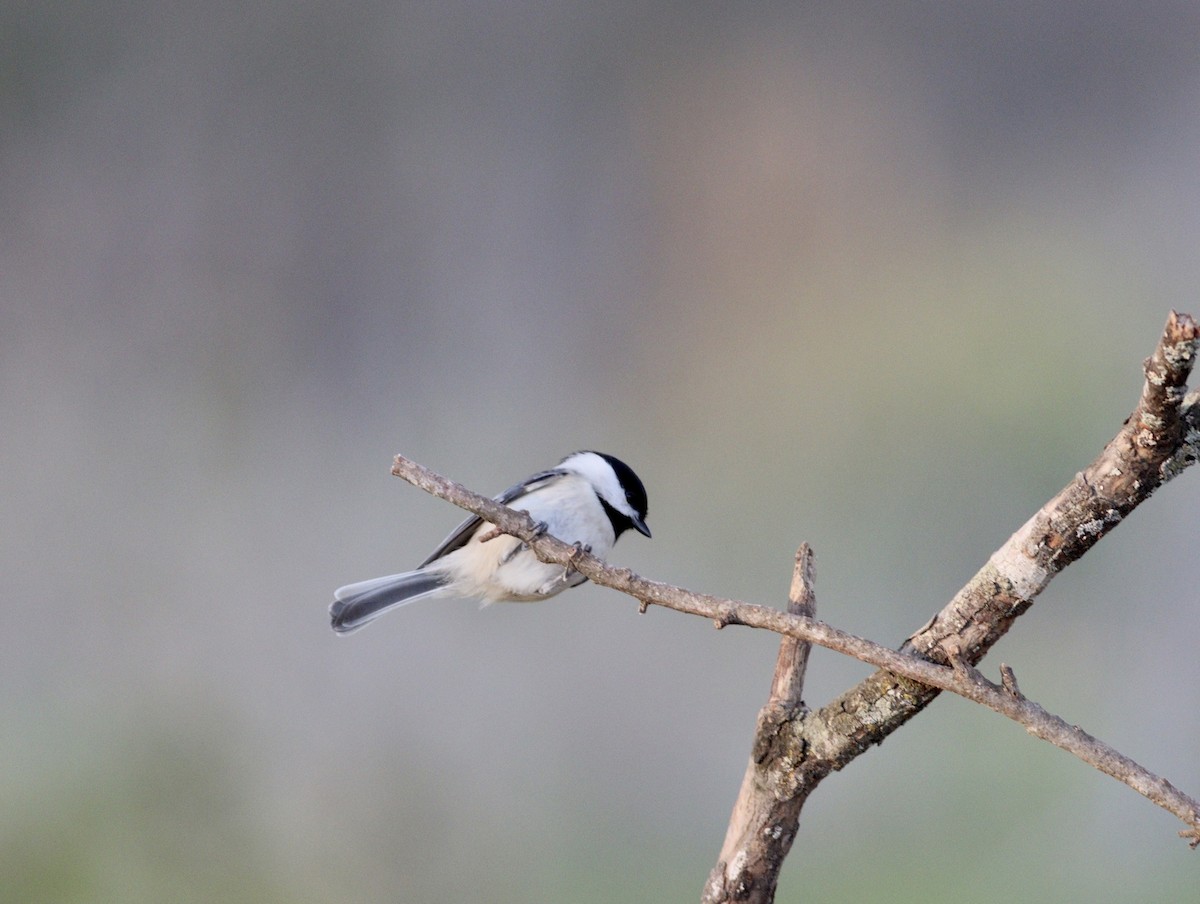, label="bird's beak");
[632,515,651,538]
